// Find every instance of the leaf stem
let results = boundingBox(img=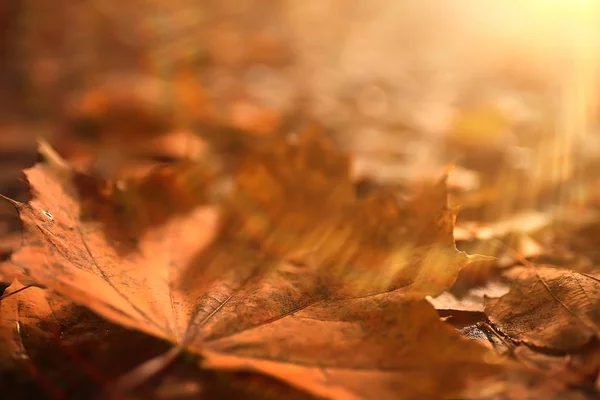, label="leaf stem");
[0,283,34,302]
